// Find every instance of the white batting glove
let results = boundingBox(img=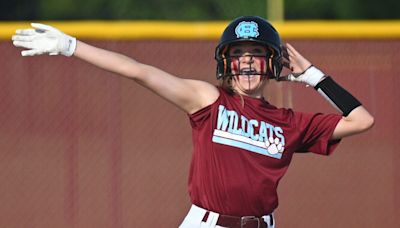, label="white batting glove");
[284,65,325,87]
[12,23,76,57]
